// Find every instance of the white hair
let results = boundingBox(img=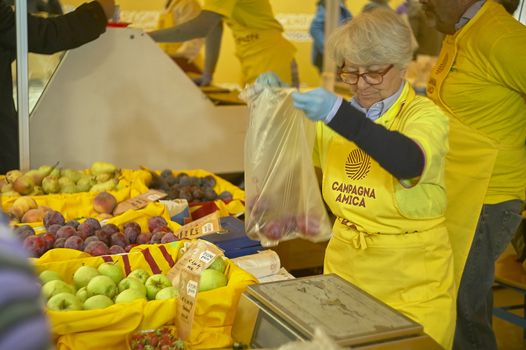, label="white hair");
[327,7,415,69]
